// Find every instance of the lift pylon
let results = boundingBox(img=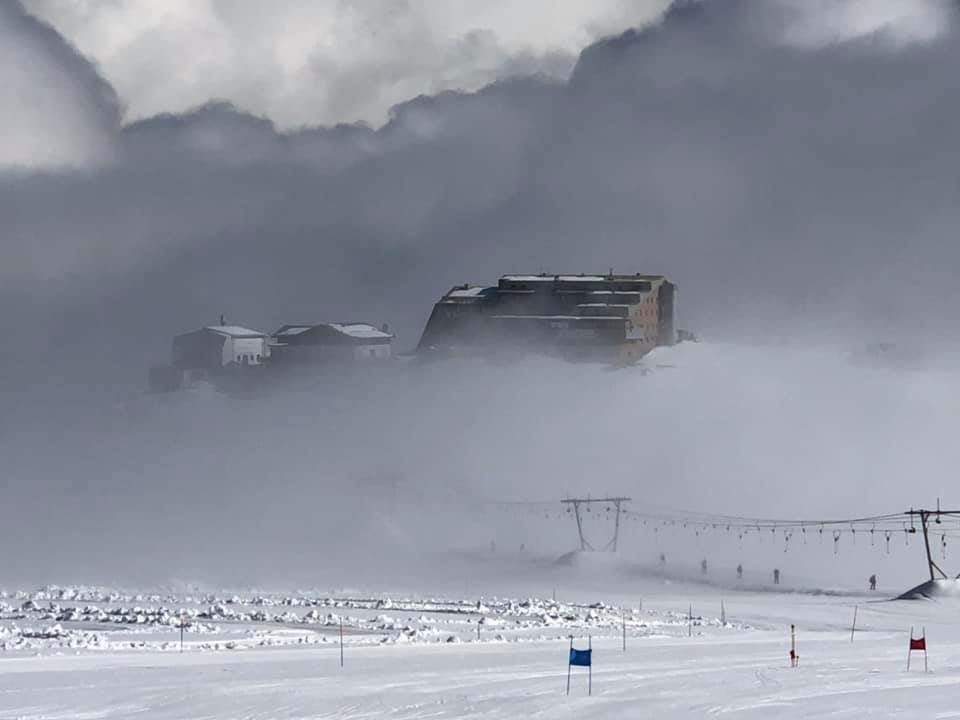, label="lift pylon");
[561,497,631,552]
